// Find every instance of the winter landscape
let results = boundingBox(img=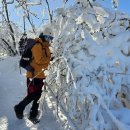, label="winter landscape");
[0,0,130,130]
